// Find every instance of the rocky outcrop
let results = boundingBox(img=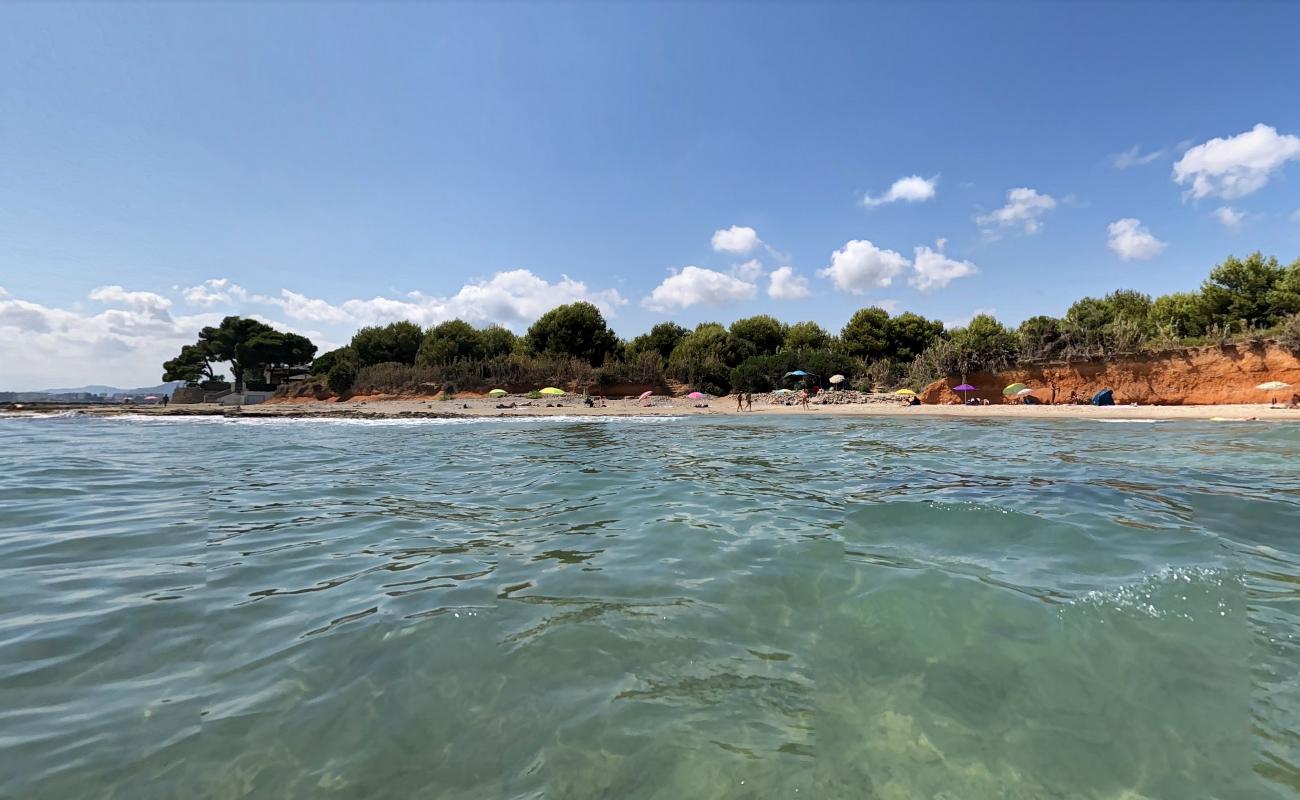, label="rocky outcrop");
[921,341,1300,405]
